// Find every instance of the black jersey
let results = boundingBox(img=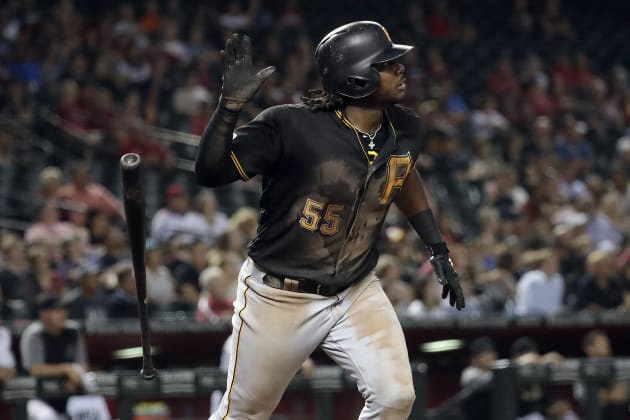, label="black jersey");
[230,103,423,288]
